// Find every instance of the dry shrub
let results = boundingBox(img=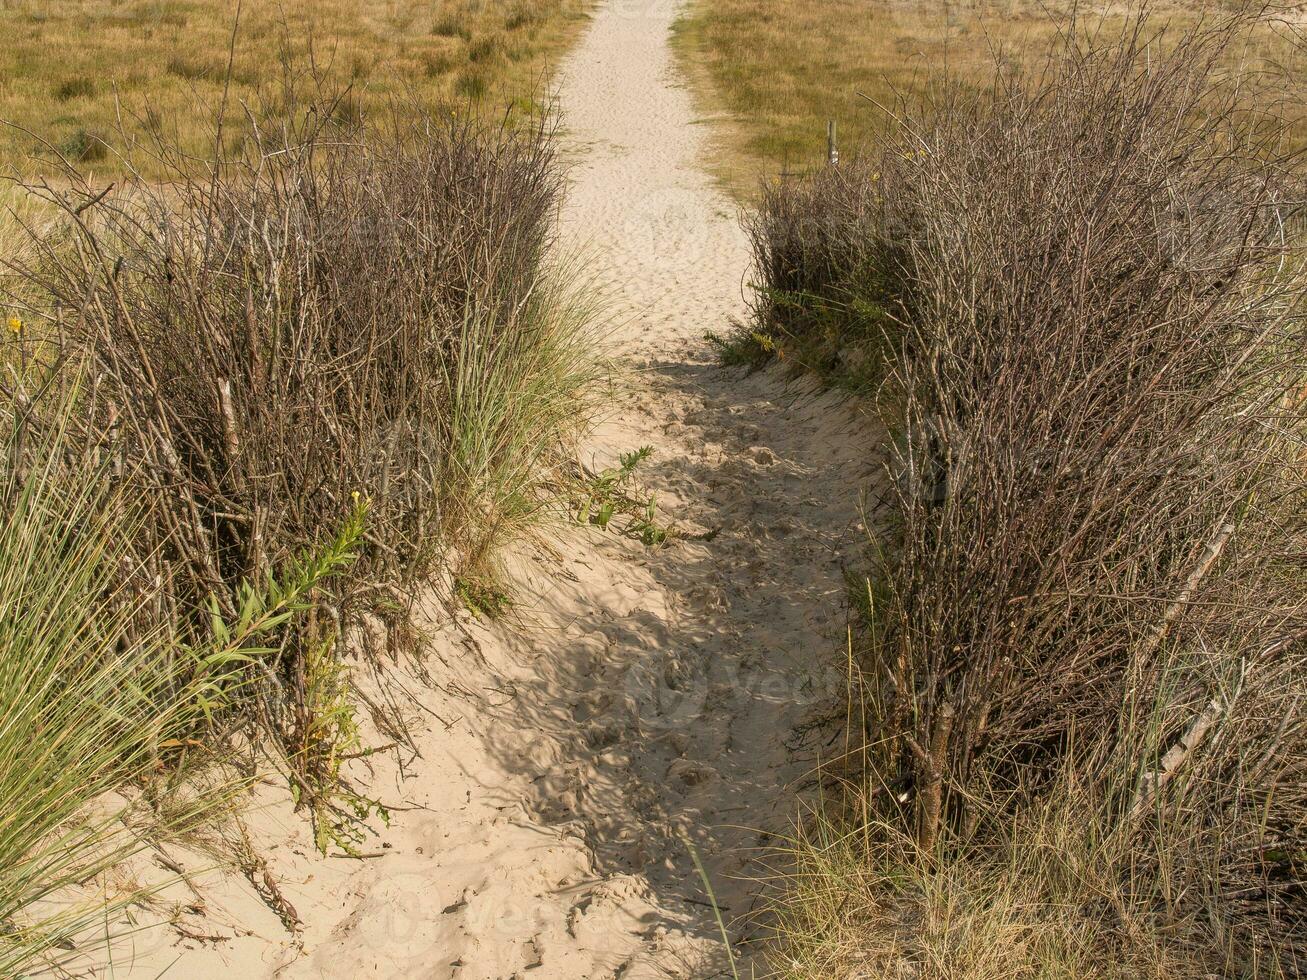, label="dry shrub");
[0,84,597,846]
[754,13,1307,974]
[12,88,592,619]
[739,161,889,378]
